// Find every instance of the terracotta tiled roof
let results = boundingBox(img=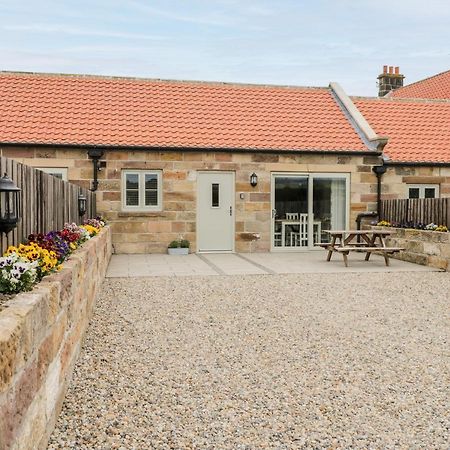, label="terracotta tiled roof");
[353,97,450,163]
[0,72,368,152]
[389,70,450,100]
